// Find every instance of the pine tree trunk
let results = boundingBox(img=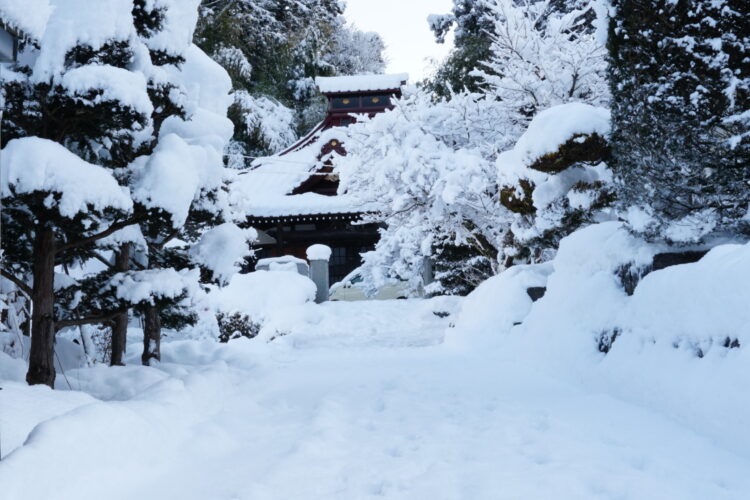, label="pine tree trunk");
[141,305,161,366]
[26,227,56,387]
[110,244,131,366]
